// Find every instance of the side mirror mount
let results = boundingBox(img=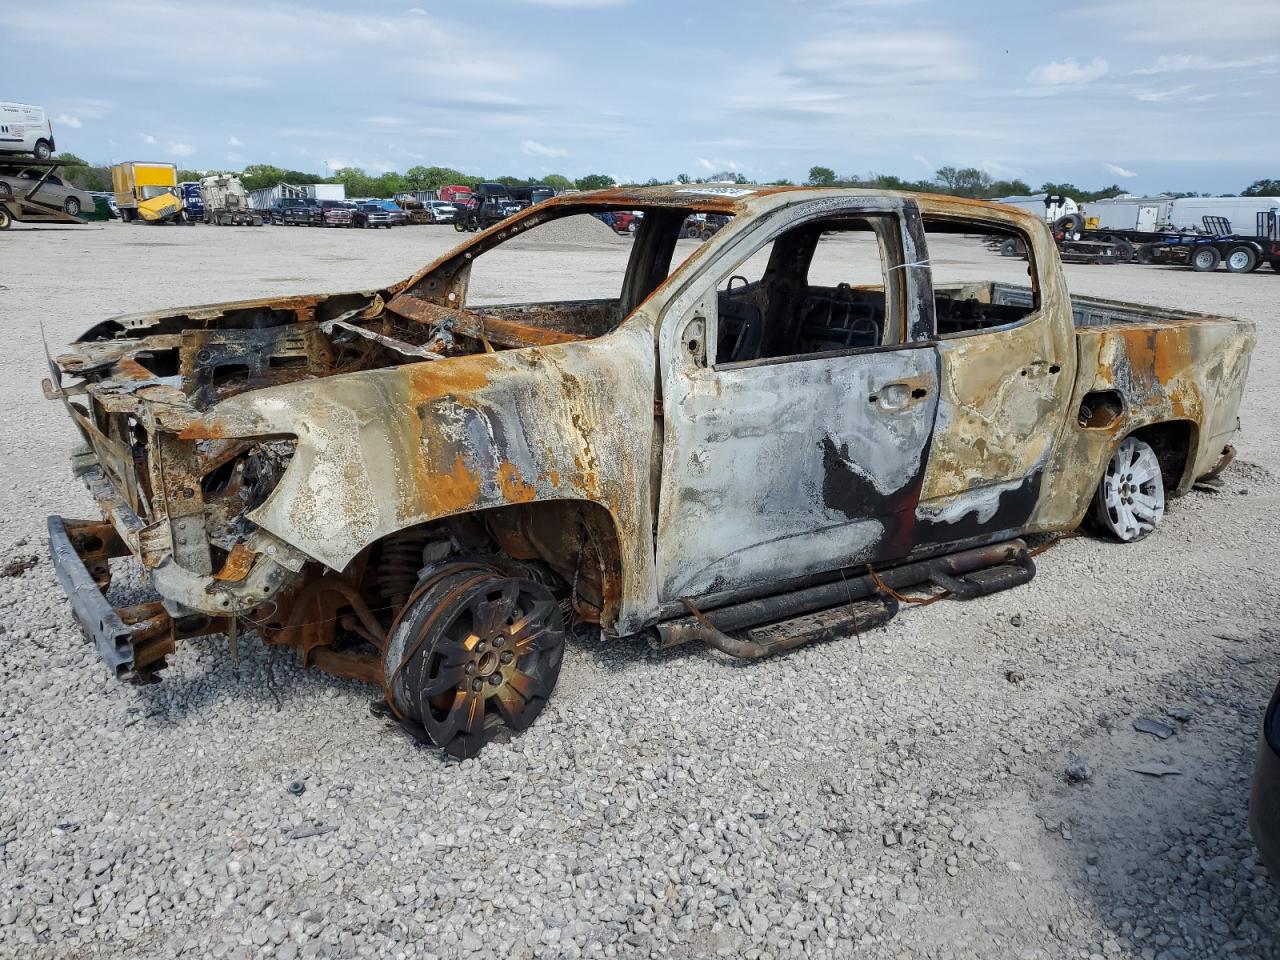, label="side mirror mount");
[682,316,708,370]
